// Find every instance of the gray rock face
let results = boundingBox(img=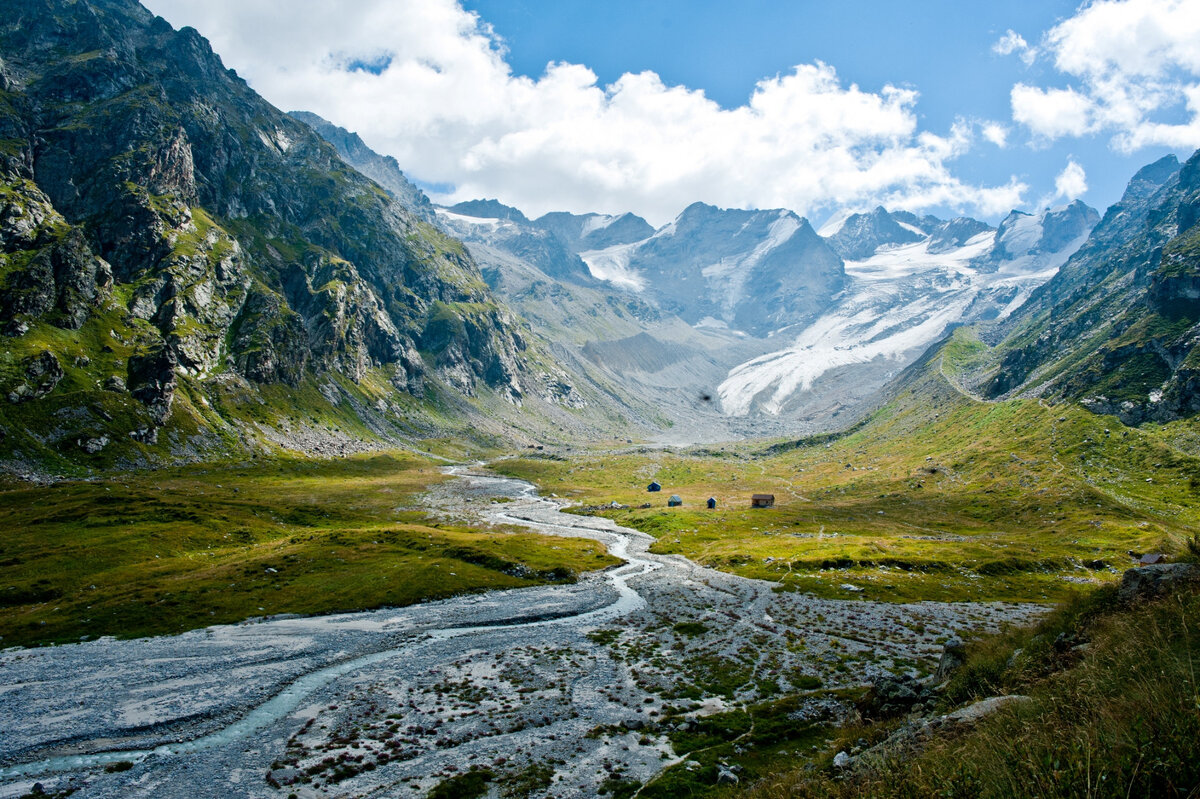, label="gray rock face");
[435,205,598,286]
[1118,563,1198,603]
[533,210,654,252]
[609,202,847,336]
[0,0,529,452]
[288,110,436,222]
[981,150,1200,425]
[826,206,927,260]
[448,199,530,224]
